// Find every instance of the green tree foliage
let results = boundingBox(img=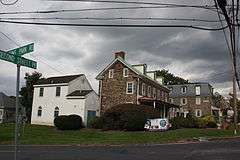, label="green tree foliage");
[156,69,188,85]
[20,72,44,122]
[91,104,160,131]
